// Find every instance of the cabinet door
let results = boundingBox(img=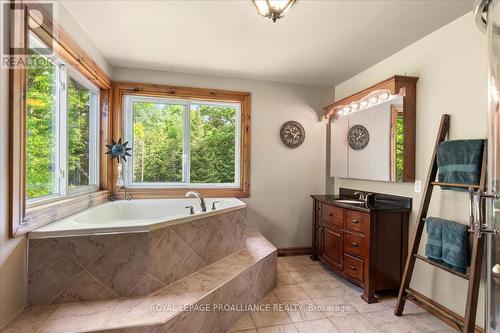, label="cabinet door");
[322,227,343,270]
[347,110,372,180]
[370,103,392,181]
[315,225,322,253]
[313,200,322,254]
